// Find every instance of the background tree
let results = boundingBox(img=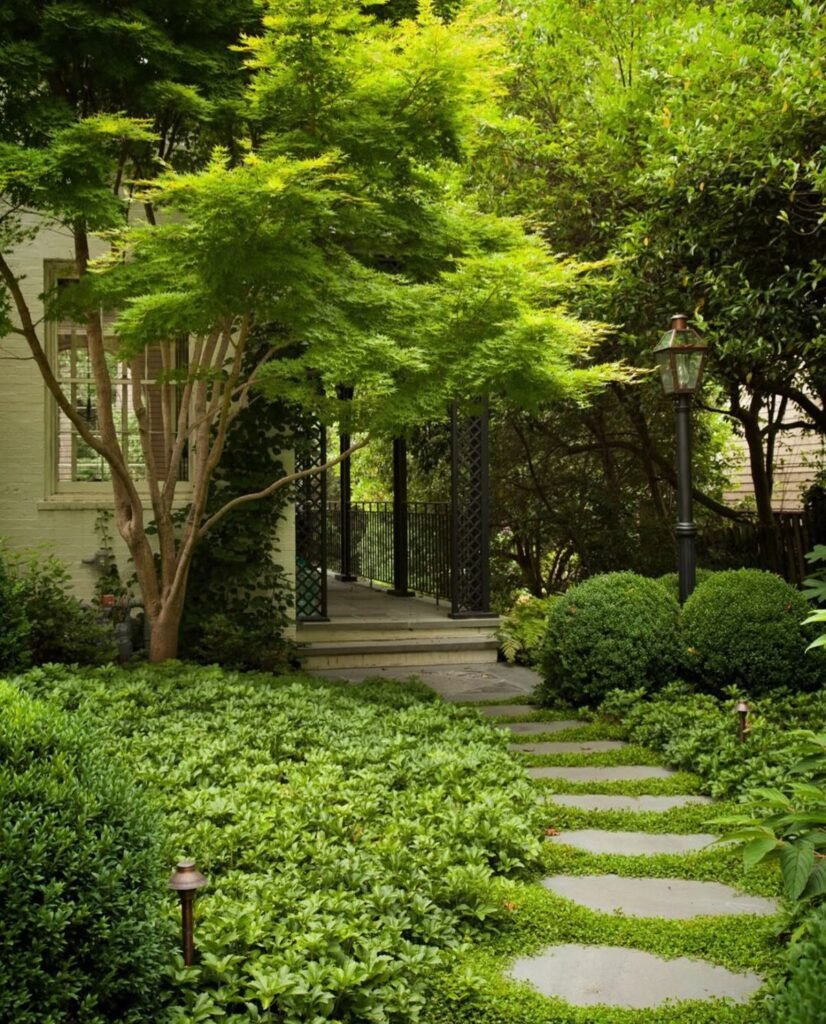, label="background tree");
[469,0,826,576]
[1,0,621,659]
